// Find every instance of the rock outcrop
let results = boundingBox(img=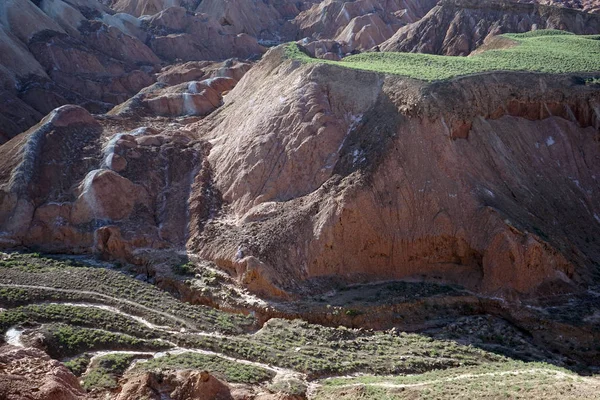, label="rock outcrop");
[293,0,439,51]
[0,345,85,400]
[381,0,600,55]
[0,105,207,260]
[529,0,600,13]
[112,60,250,117]
[189,47,600,298]
[0,0,263,143]
[143,6,265,62]
[116,370,234,400]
